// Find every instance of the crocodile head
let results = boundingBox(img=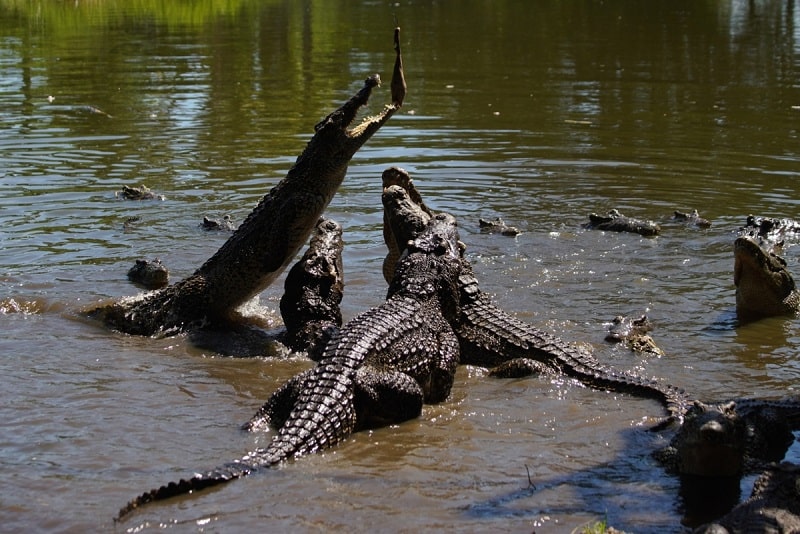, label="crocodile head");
[303,30,406,176]
[307,75,396,166]
[127,258,169,289]
[672,401,747,477]
[734,236,799,321]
